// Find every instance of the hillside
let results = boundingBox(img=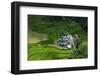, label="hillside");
[28,15,88,61]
